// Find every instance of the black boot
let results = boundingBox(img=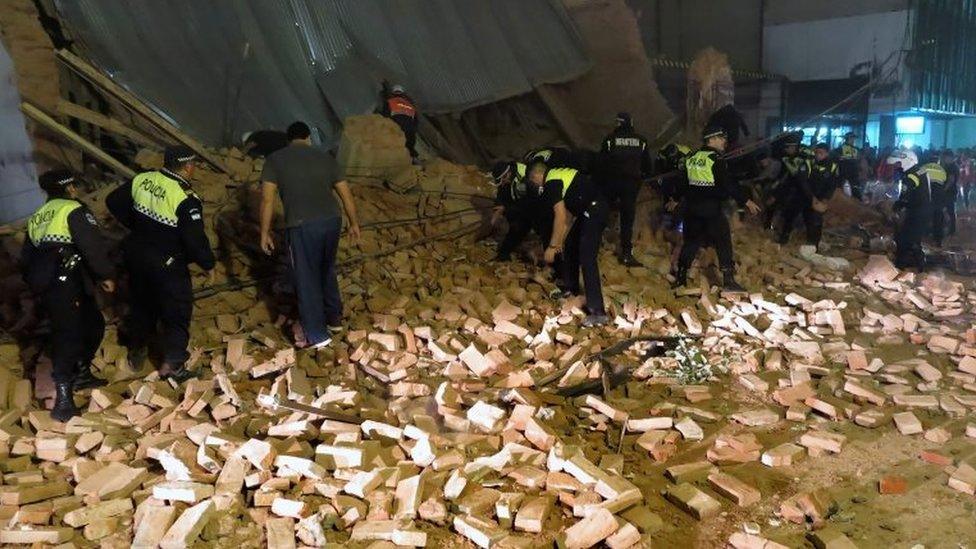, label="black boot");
[74,363,107,391]
[51,382,79,422]
[722,267,746,292]
[671,266,688,289]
